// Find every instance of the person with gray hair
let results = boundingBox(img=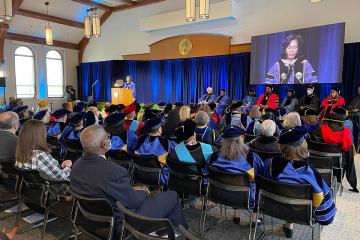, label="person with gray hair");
[199,87,215,105]
[0,111,19,164]
[194,111,220,145]
[249,120,281,154]
[282,112,302,129]
[70,125,188,240]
